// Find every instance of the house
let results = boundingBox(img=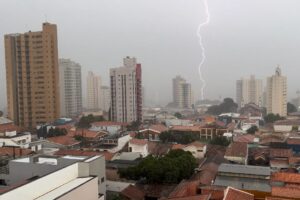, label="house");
[233,134,257,143]
[68,129,107,141]
[224,142,248,164]
[287,137,300,153]
[90,121,126,135]
[138,124,168,141]
[223,187,254,200]
[128,139,148,157]
[148,141,172,156]
[172,141,207,159]
[270,172,300,199]
[214,164,271,193]
[269,148,292,170]
[120,185,145,200]
[239,103,264,118]
[54,149,115,161]
[274,120,300,132]
[47,136,81,149]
